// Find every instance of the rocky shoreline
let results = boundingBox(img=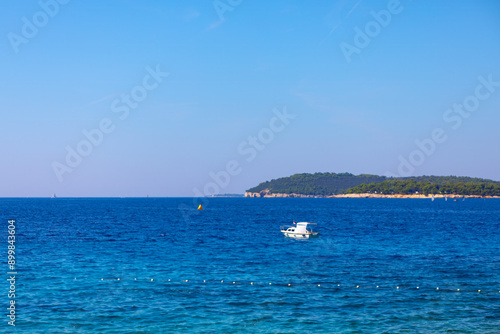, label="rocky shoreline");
[244,191,500,199]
